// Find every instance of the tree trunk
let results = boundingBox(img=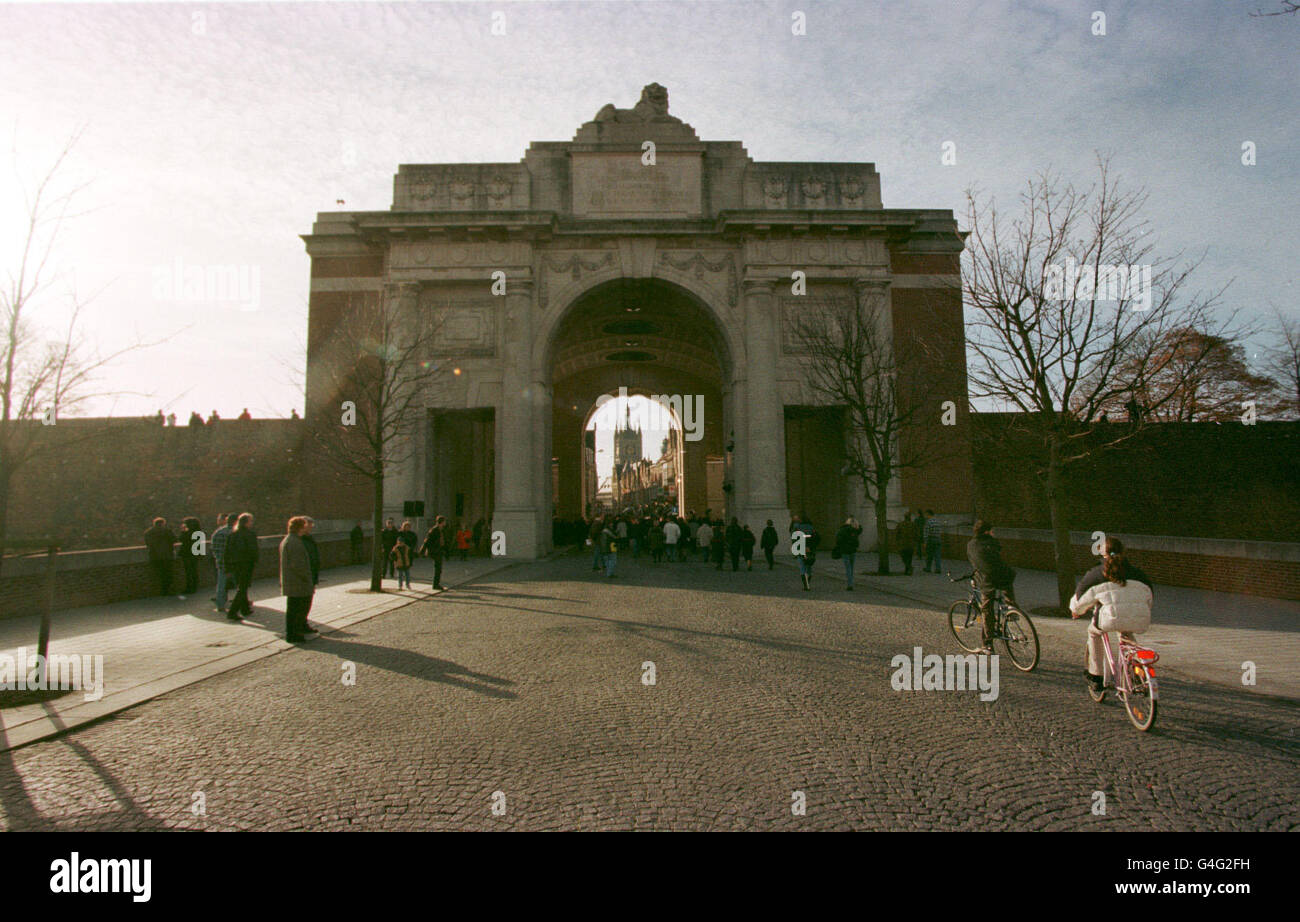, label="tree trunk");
[1045,432,1075,612]
[873,482,891,574]
[0,466,10,583]
[370,470,385,592]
